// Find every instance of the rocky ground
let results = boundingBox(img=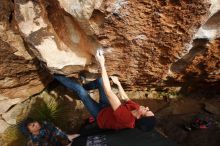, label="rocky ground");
[143,97,220,146]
